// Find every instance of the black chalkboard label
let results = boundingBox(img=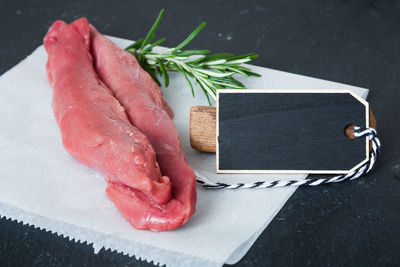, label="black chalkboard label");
[216,90,369,174]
